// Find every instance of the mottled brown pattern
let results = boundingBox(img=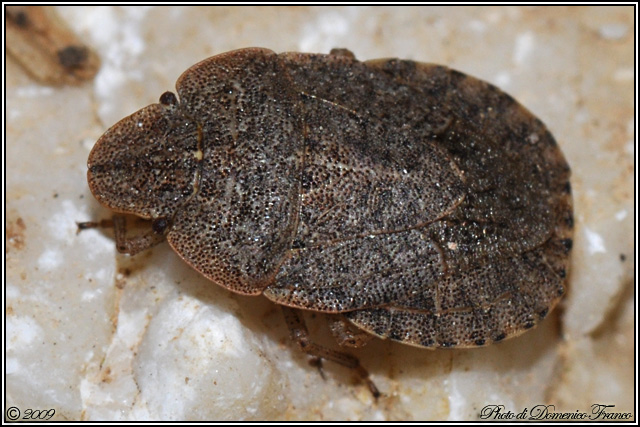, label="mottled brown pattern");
[87,47,573,349]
